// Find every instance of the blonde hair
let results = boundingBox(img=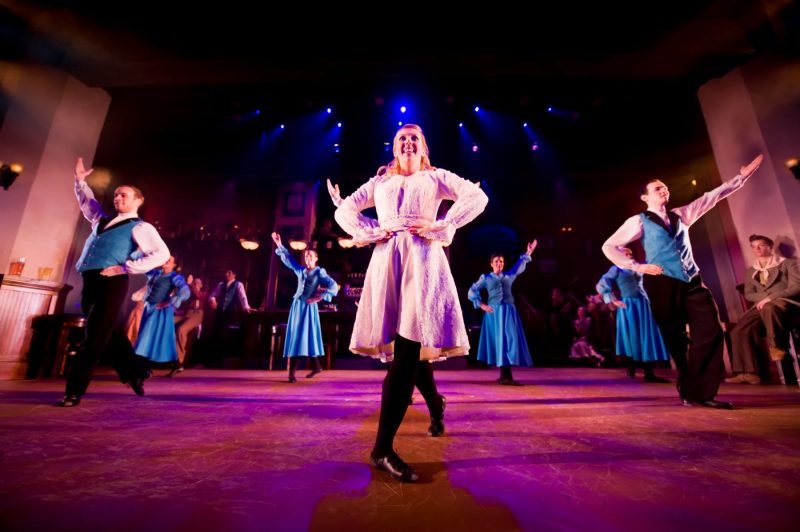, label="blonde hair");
[377,124,436,177]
